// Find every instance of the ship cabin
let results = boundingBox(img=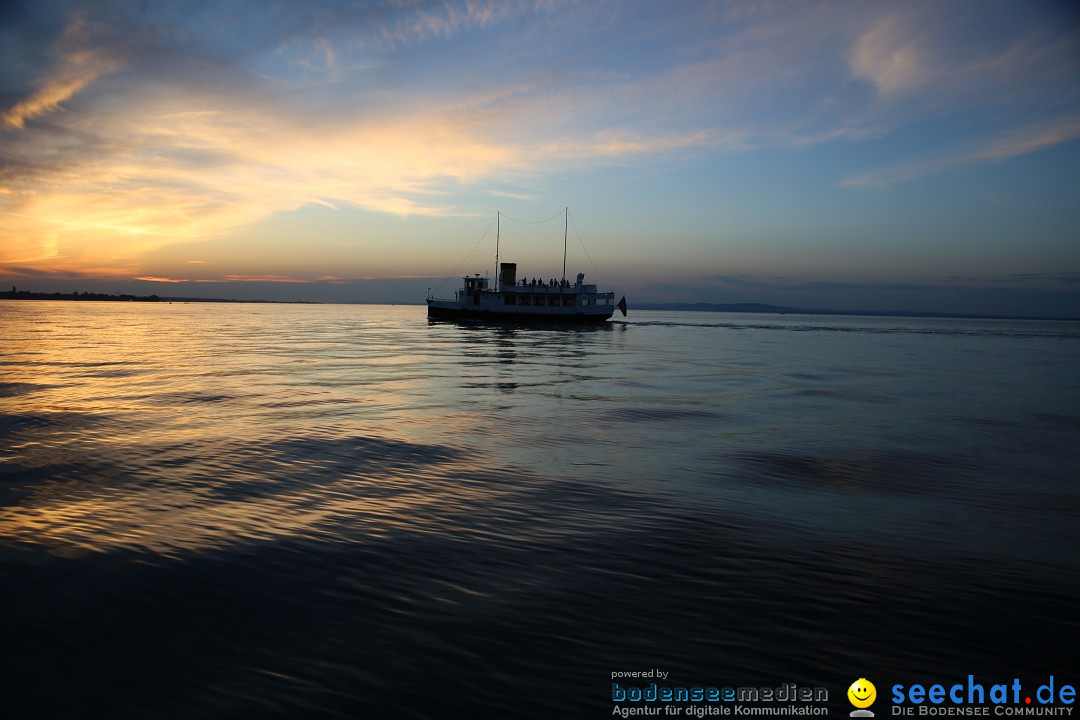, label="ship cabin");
[428,261,616,321]
[452,263,614,309]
